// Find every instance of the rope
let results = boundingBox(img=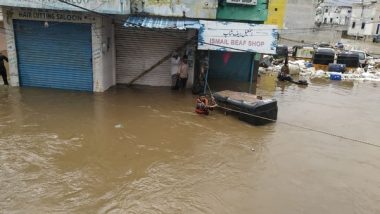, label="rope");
[216,104,380,148]
[206,82,214,99]
[216,105,277,122]
[204,83,380,149]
